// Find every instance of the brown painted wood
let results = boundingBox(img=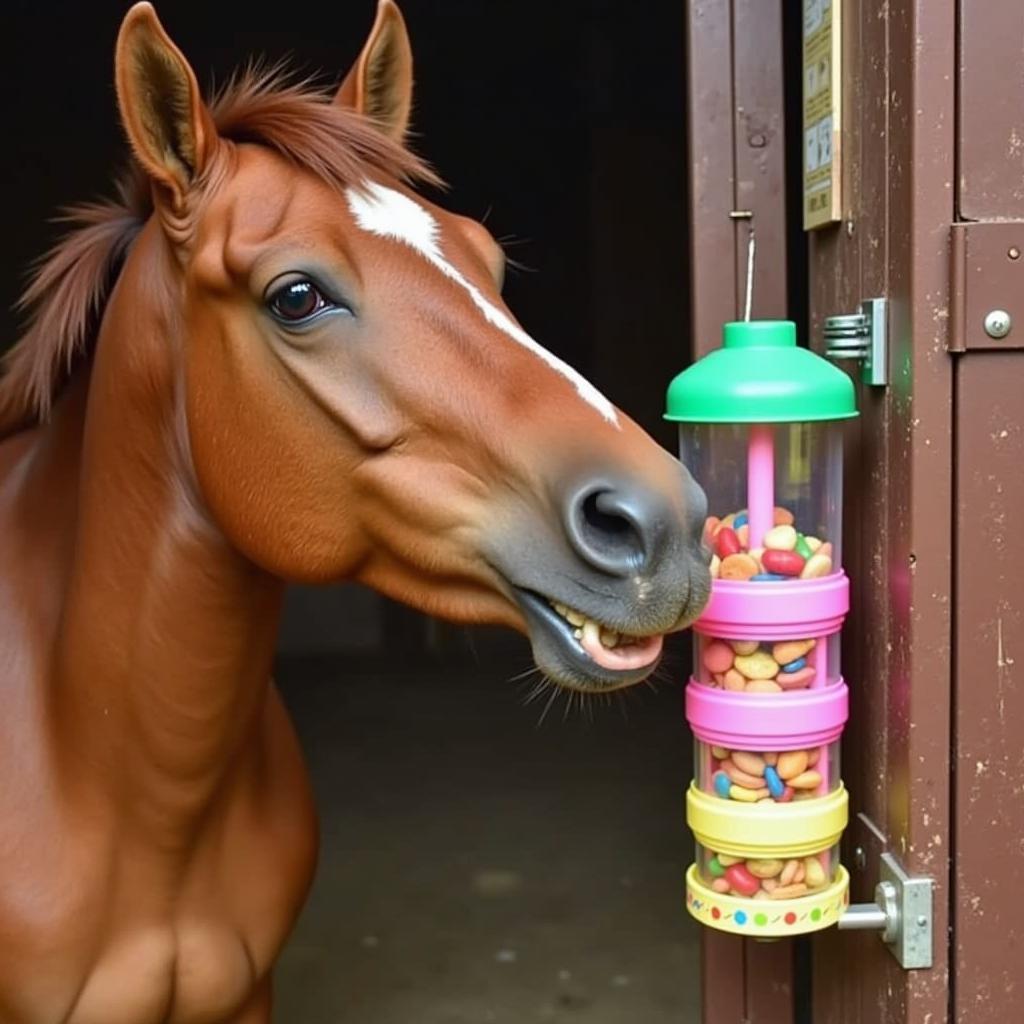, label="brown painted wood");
[732,0,788,323]
[686,3,746,1014]
[686,2,793,1020]
[953,351,1024,1022]
[699,932,746,1024]
[957,1,1024,221]
[687,0,739,358]
[951,6,1024,1014]
[809,1,955,1021]
[744,939,796,1021]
